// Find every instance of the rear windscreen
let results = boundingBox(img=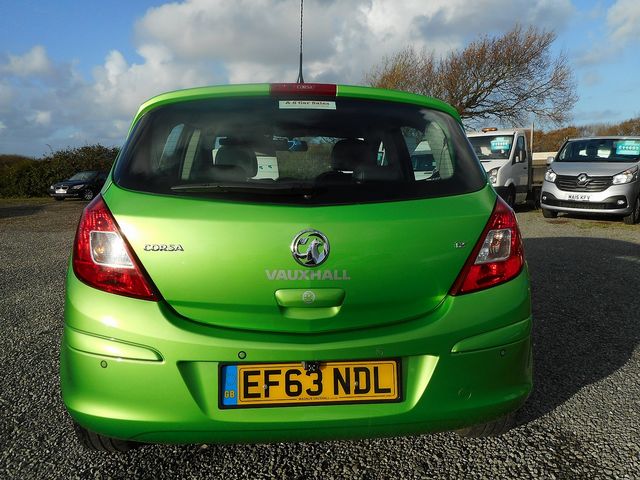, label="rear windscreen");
[113,97,486,205]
